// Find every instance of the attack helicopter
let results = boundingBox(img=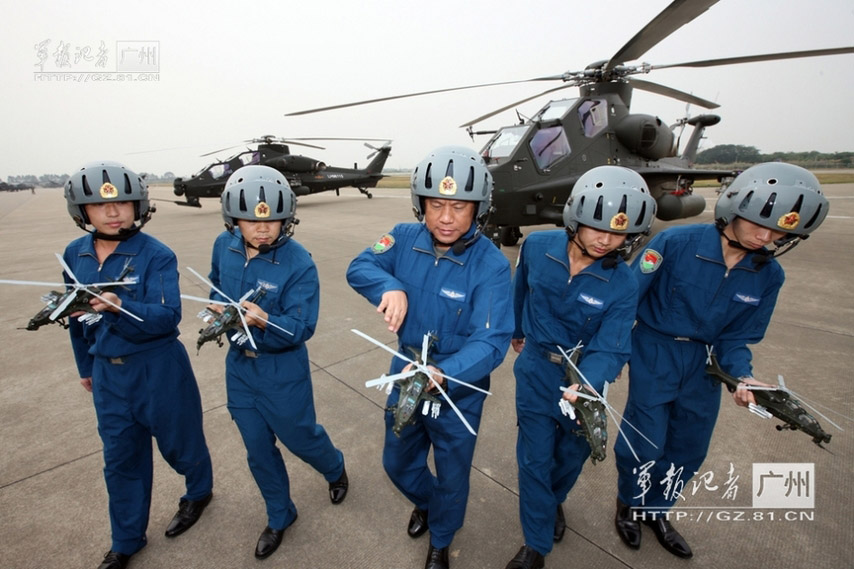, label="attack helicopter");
[286,0,854,246]
[171,135,392,207]
[352,329,492,437]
